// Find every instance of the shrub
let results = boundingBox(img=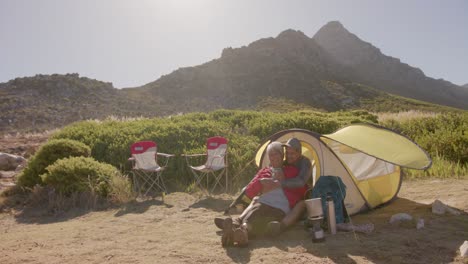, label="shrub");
[17,139,91,188]
[108,174,133,204]
[48,109,385,192]
[381,112,468,165]
[41,156,122,196]
[403,153,468,179]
